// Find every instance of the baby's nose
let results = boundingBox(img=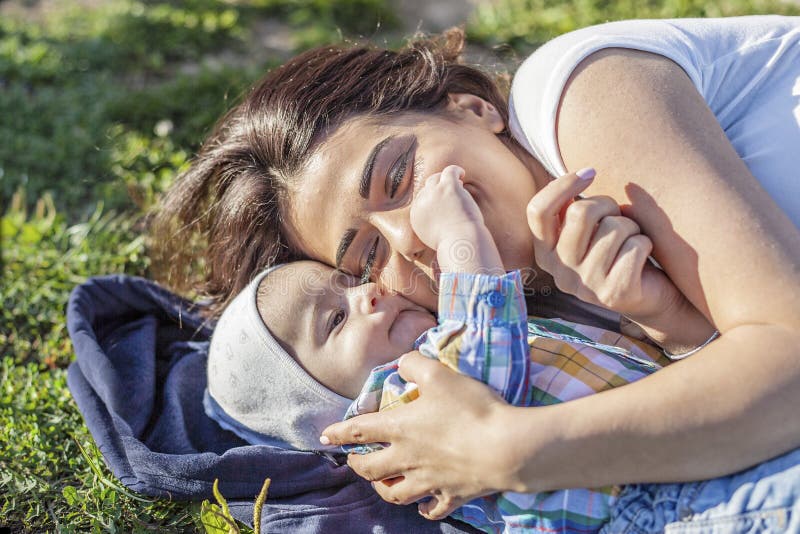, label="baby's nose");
[350,283,382,314]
